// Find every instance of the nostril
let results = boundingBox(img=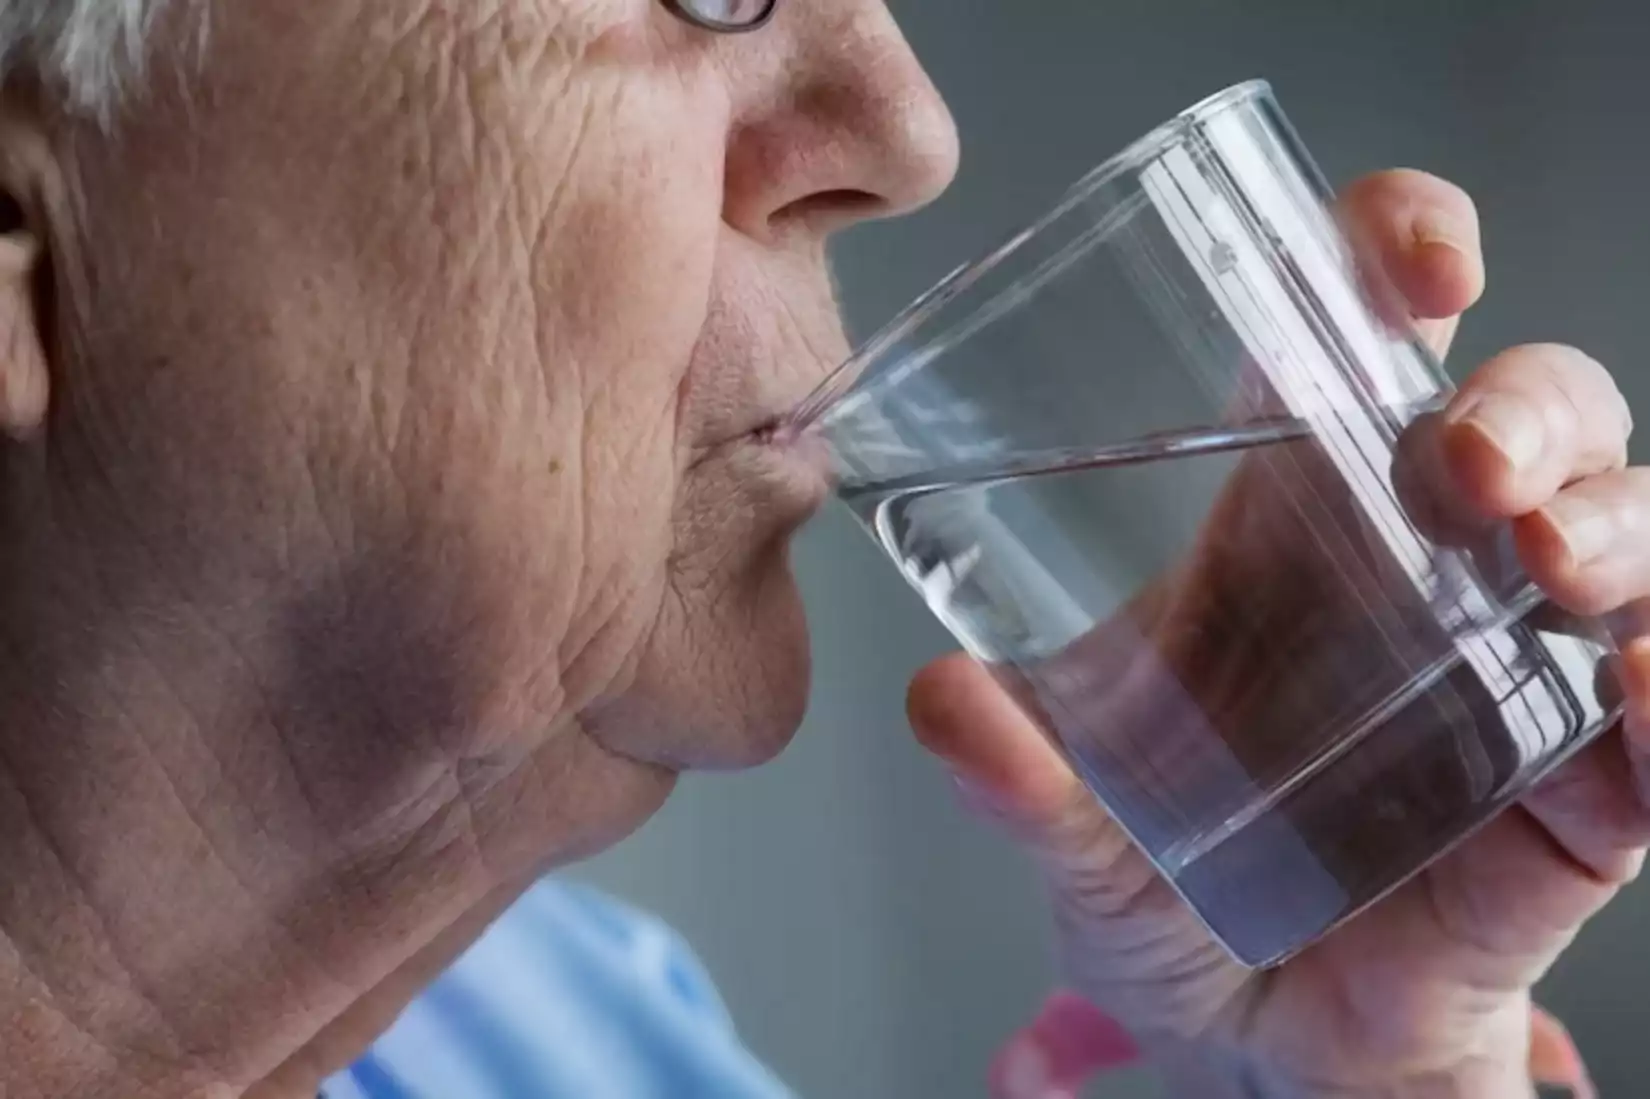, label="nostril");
[776,188,888,231]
